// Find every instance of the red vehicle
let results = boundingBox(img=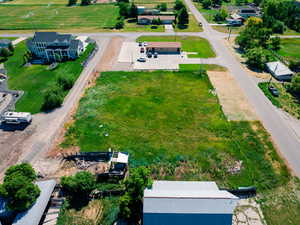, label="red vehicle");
[140,47,145,53]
